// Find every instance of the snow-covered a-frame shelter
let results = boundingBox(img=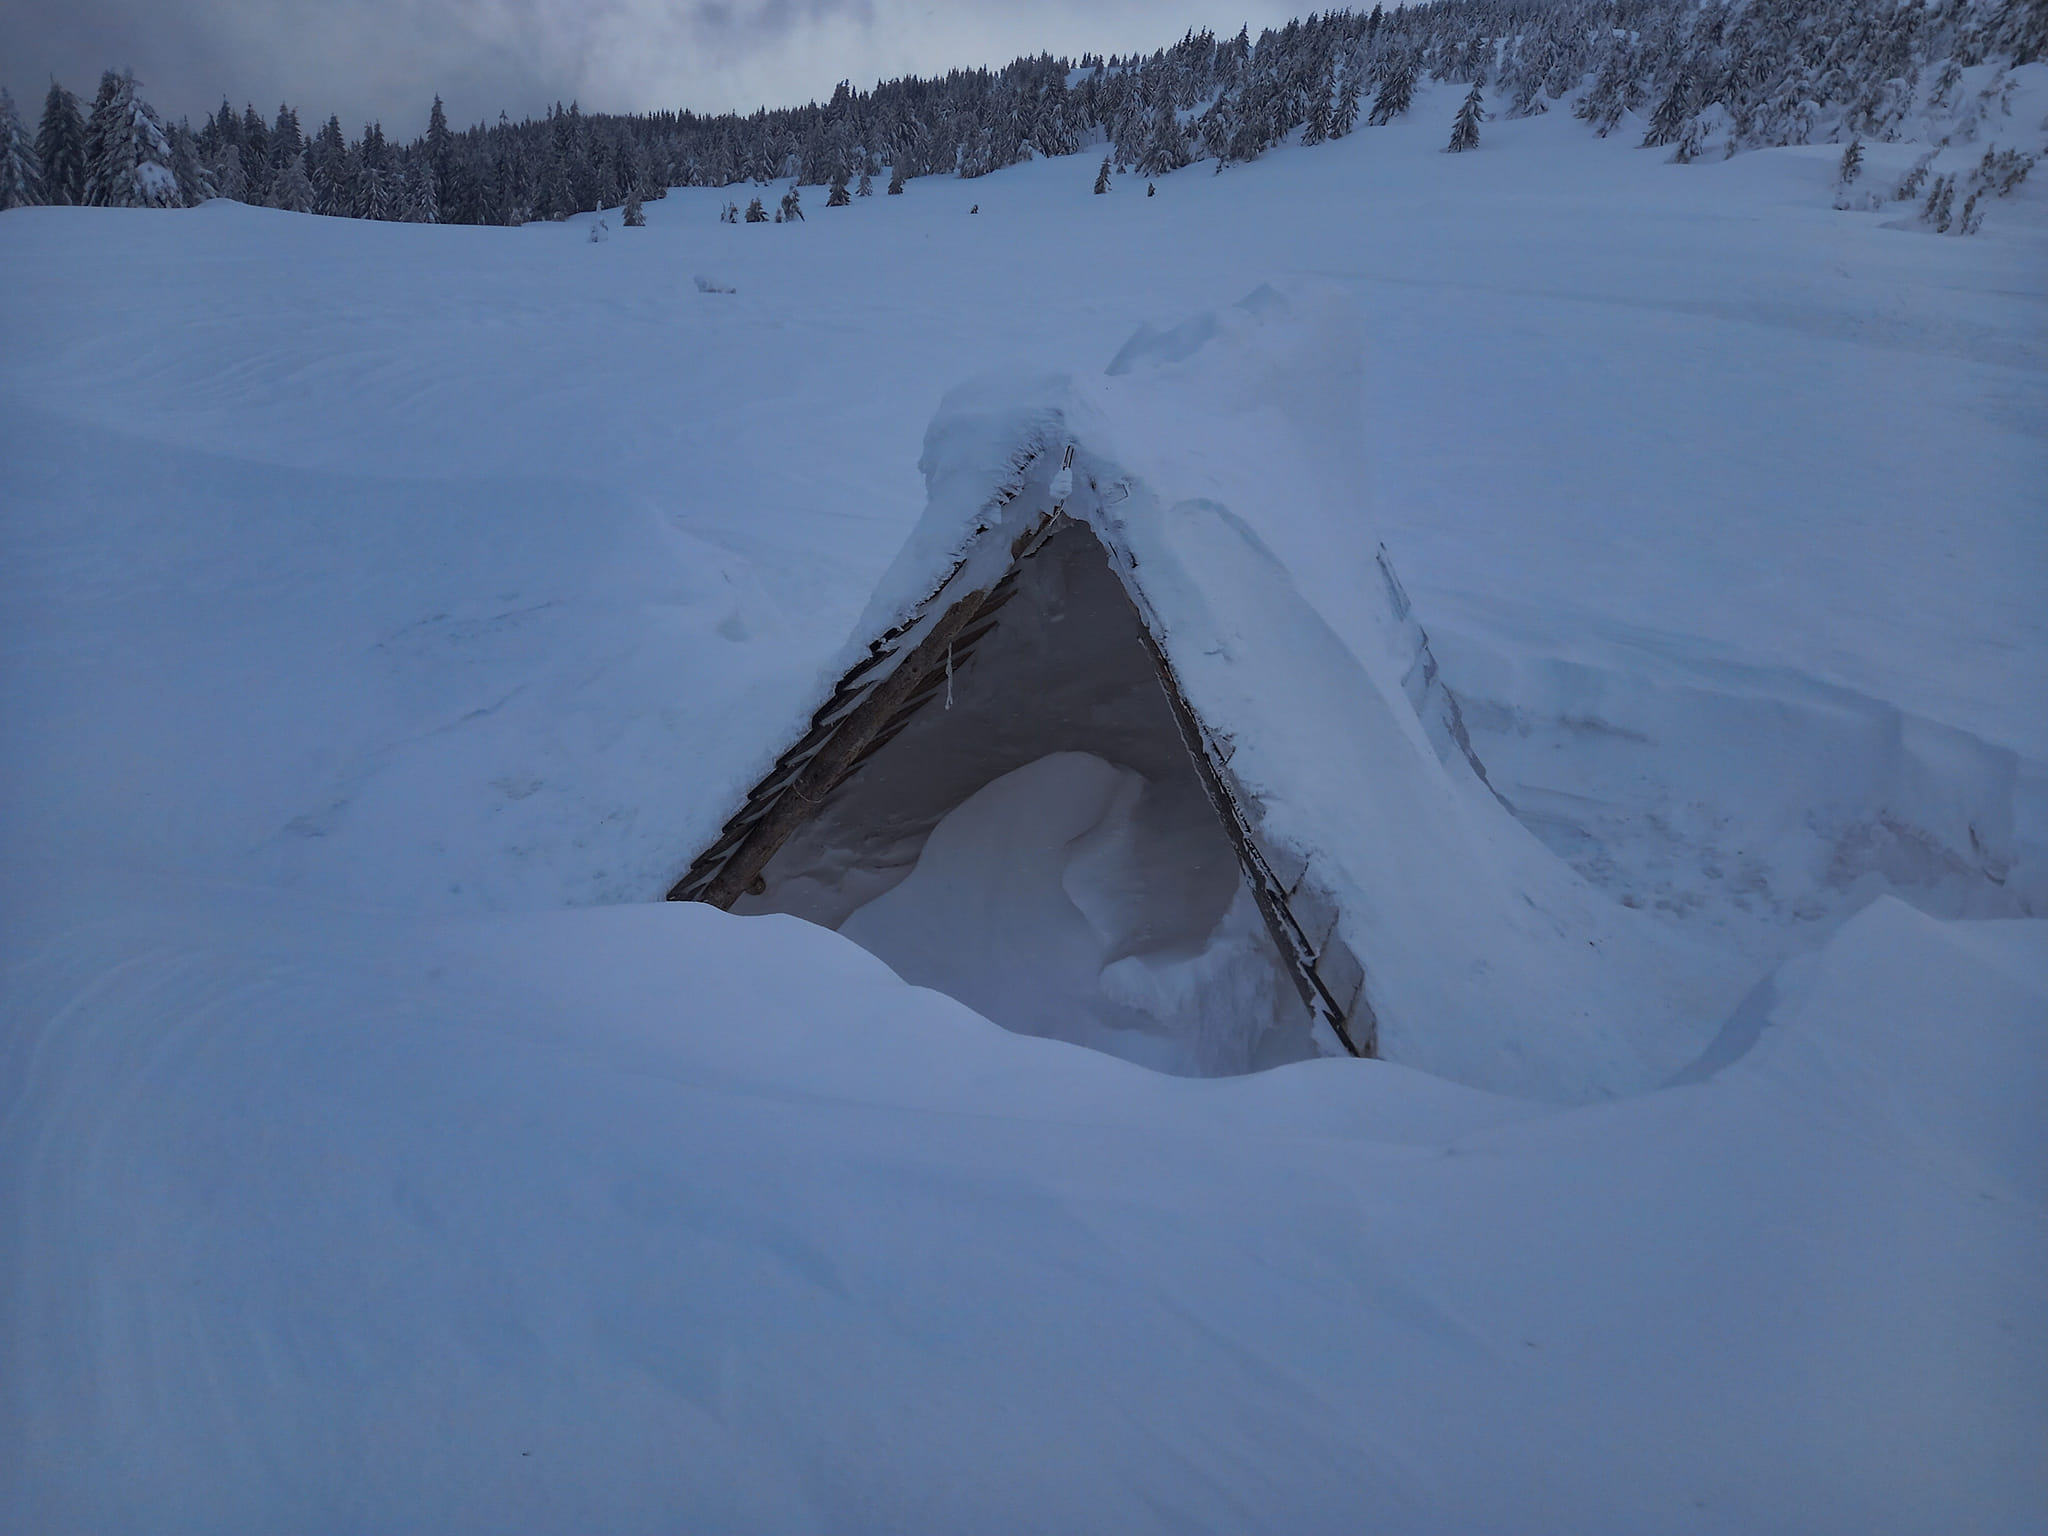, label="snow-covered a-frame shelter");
[670,286,1738,1098]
